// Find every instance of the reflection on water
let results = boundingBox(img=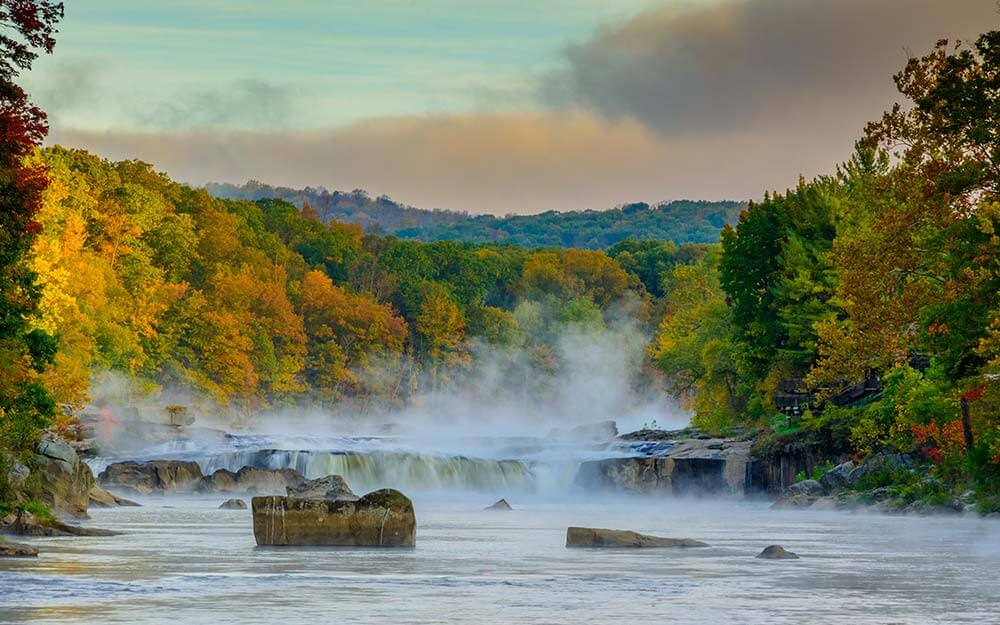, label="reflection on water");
[1,496,998,625]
